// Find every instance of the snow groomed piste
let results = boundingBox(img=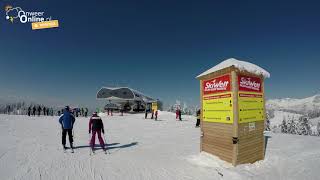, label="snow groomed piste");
[1,112,320,180]
[1,59,320,180]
